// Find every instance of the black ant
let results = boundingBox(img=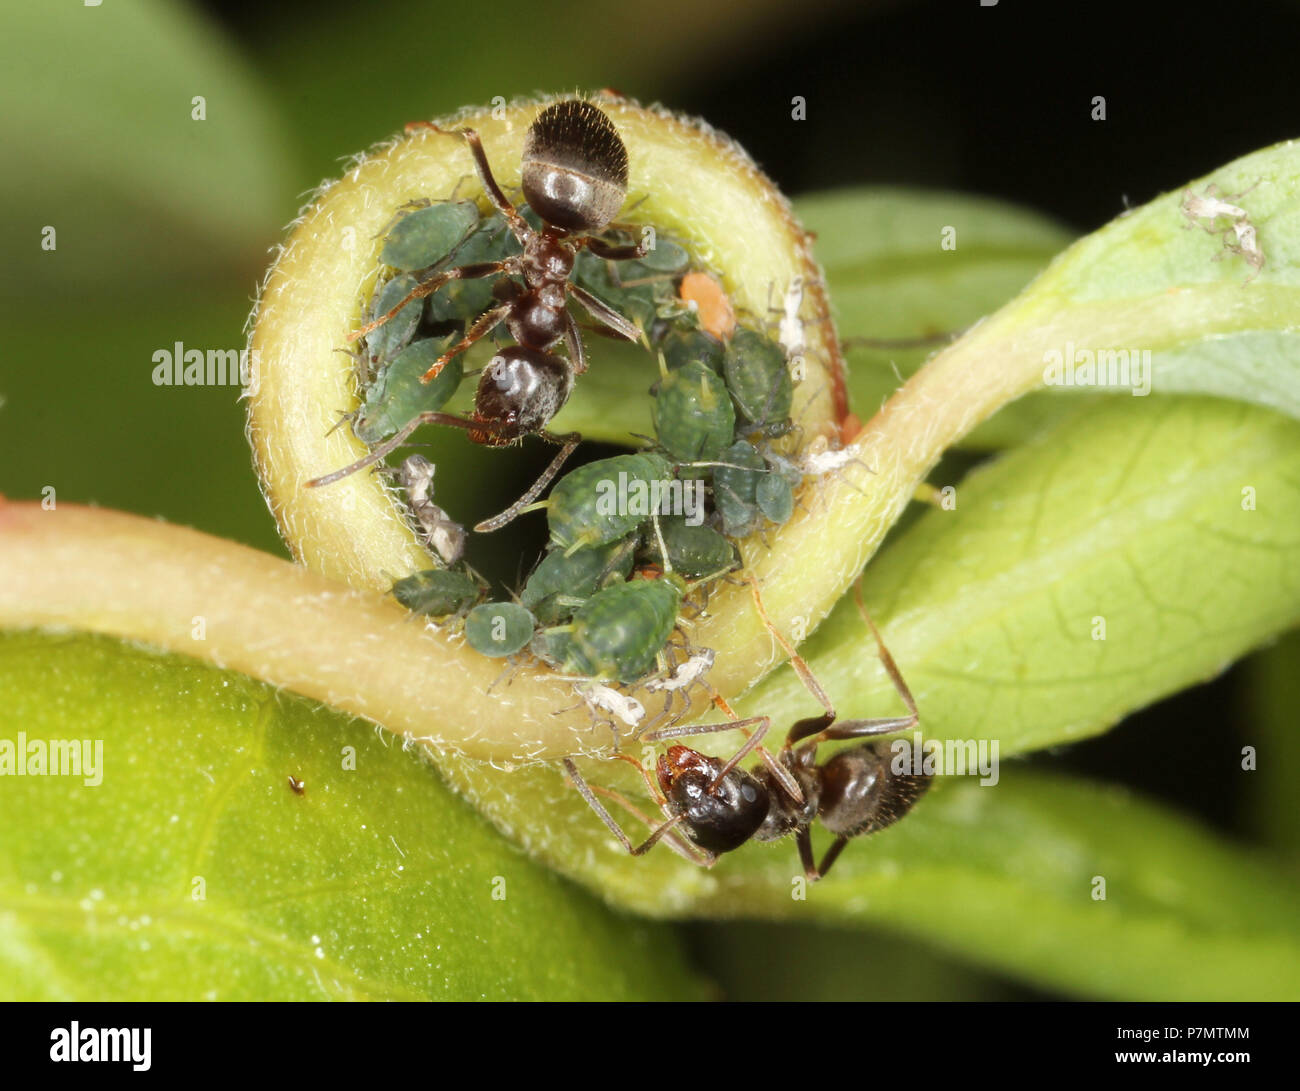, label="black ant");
[564,577,931,880]
[310,100,649,529]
